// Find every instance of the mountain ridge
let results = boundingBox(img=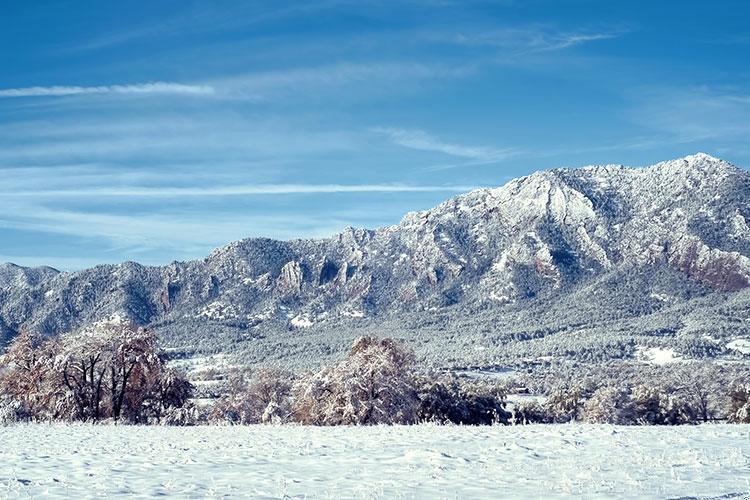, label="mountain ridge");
[2,153,749,369]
